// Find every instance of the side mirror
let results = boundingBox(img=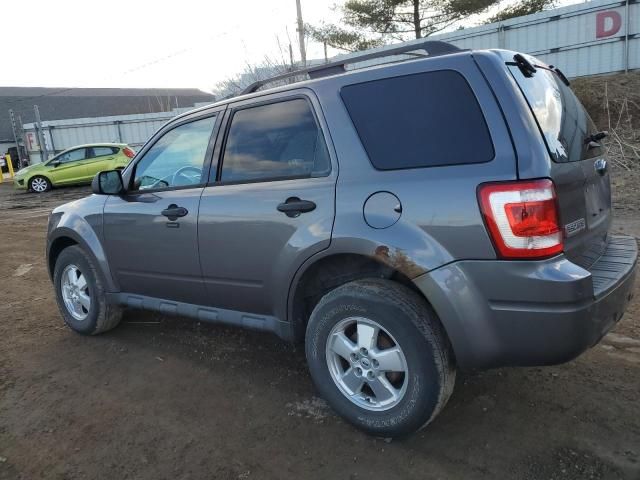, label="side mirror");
[92,170,124,195]
[52,160,61,167]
